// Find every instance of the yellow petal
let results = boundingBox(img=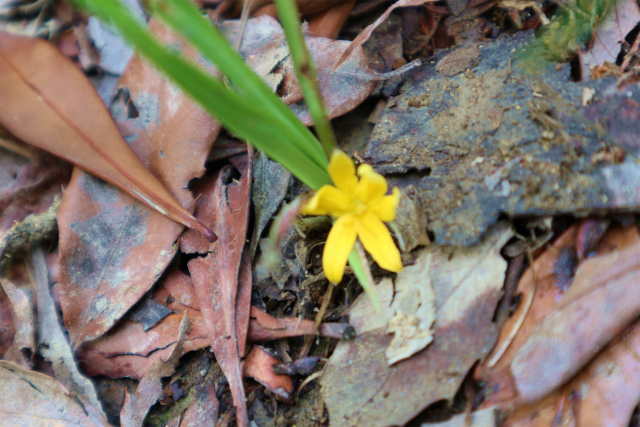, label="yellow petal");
[355,211,403,273]
[328,150,357,196]
[370,187,401,222]
[323,214,357,283]
[301,185,350,217]
[356,164,388,202]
